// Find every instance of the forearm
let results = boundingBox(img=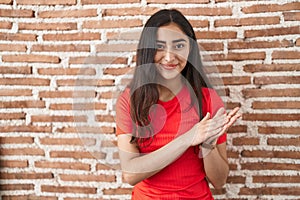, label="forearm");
[119,131,193,185]
[203,145,229,189]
